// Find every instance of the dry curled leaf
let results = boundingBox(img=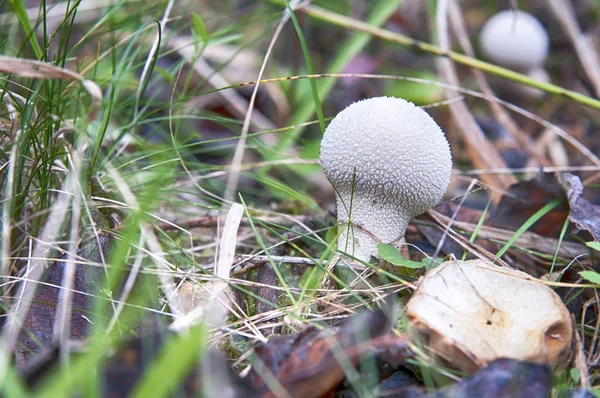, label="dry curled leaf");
[0,55,102,111]
[562,173,600,242]
[249,296,411,398]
